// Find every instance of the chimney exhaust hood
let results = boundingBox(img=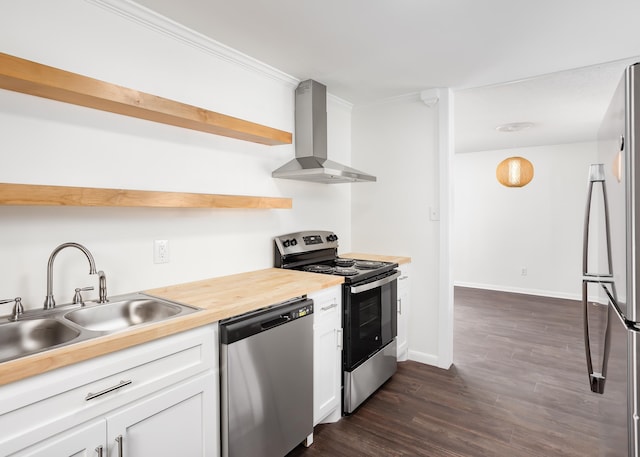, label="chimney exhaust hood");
[272,80,376,184]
